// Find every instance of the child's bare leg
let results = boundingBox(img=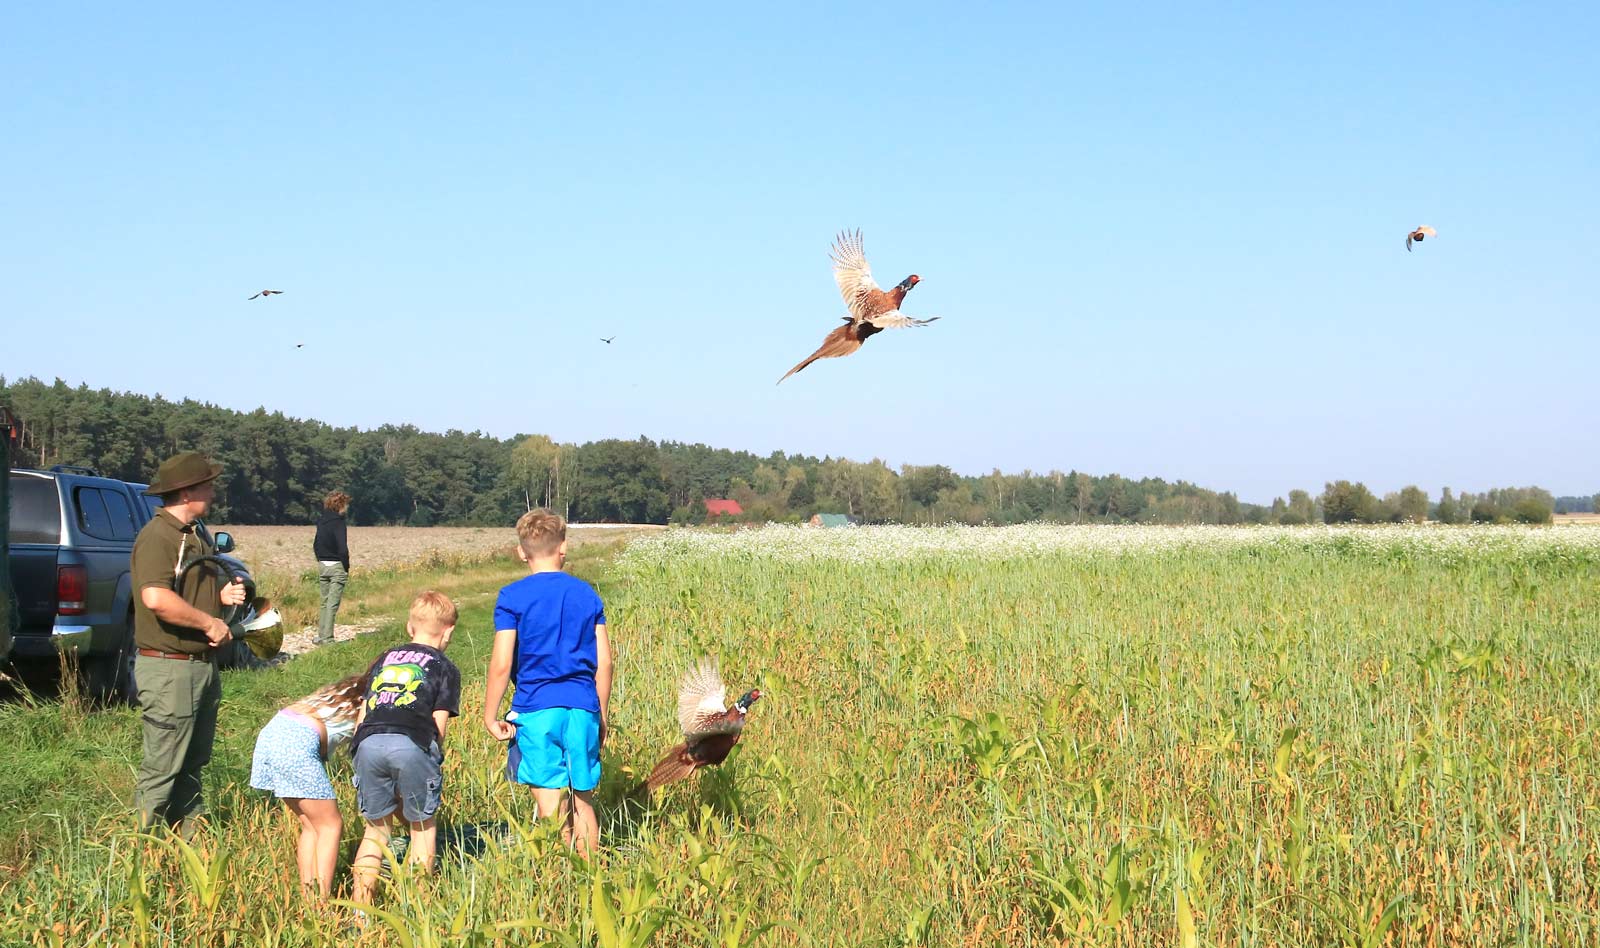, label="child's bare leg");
[530,787,579,847]
[351,814,395,905]
[407,817,437,873]
[569,789,599,857]
[284,799,317,891]
[530,787,565,822]
[300,798,342,896]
